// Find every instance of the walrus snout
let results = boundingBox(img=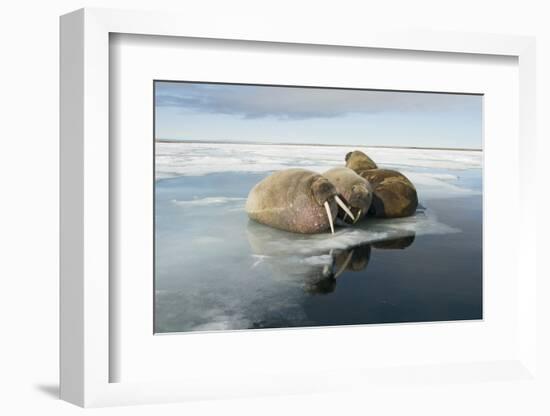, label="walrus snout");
[350,184,373,210]
[311,178,356,234]
[310,178,340,234]
[322,167,372,224]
